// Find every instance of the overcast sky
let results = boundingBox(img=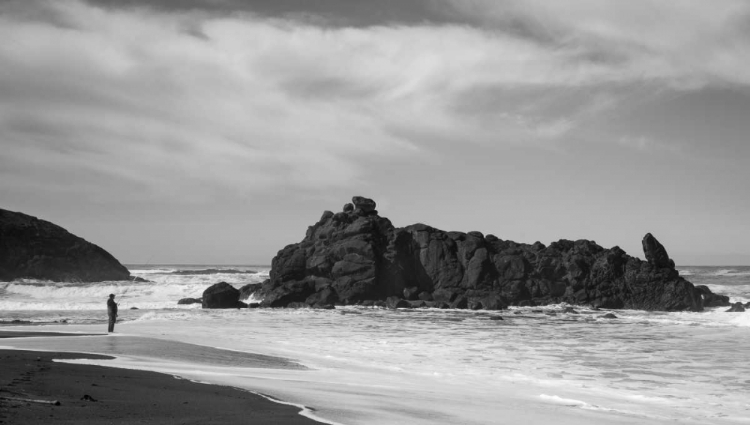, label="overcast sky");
[2,0,749,265]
